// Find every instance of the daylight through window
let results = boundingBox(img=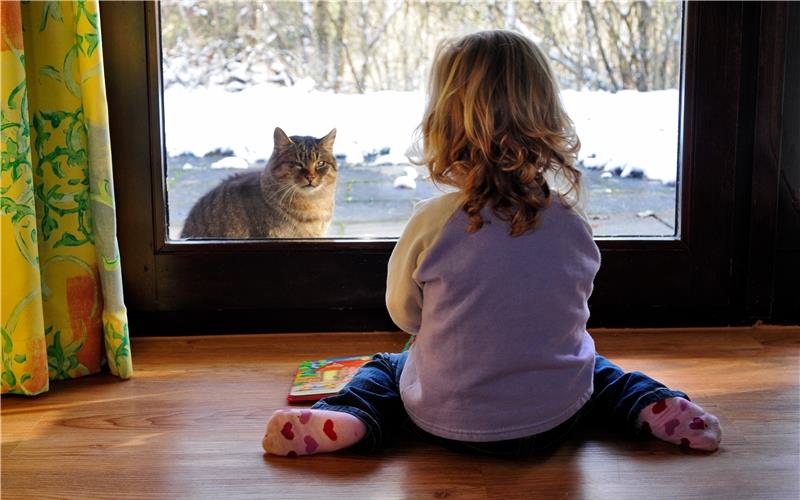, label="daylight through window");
[160,0,683,239]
